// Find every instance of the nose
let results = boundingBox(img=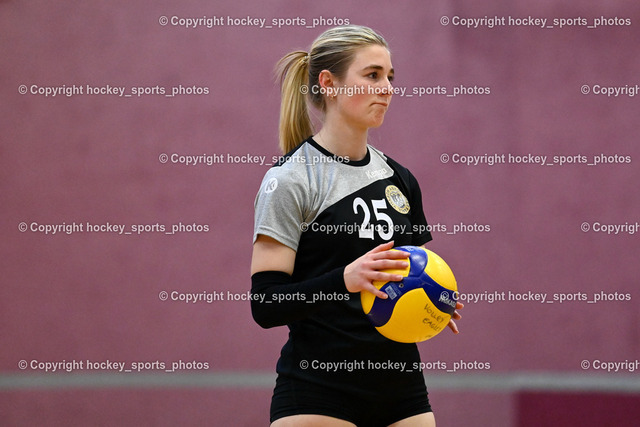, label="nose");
[380,80,393,96]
